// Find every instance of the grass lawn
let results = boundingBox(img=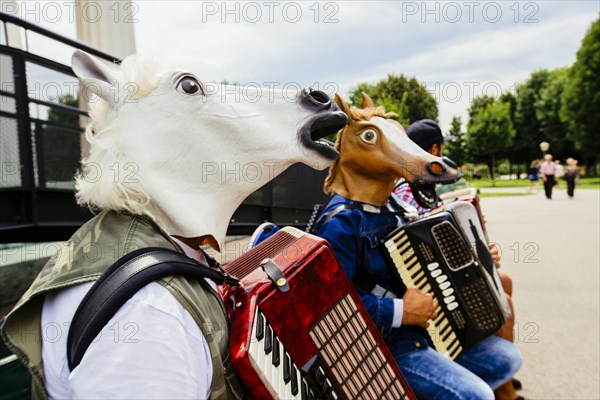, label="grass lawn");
[464,176,600,190]
[479,192,534,198]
